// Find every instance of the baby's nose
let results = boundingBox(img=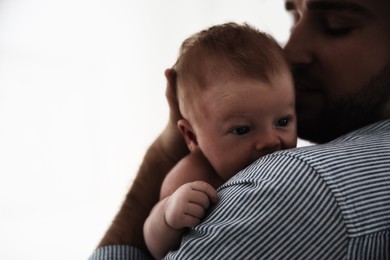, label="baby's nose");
[255,132,281,155]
